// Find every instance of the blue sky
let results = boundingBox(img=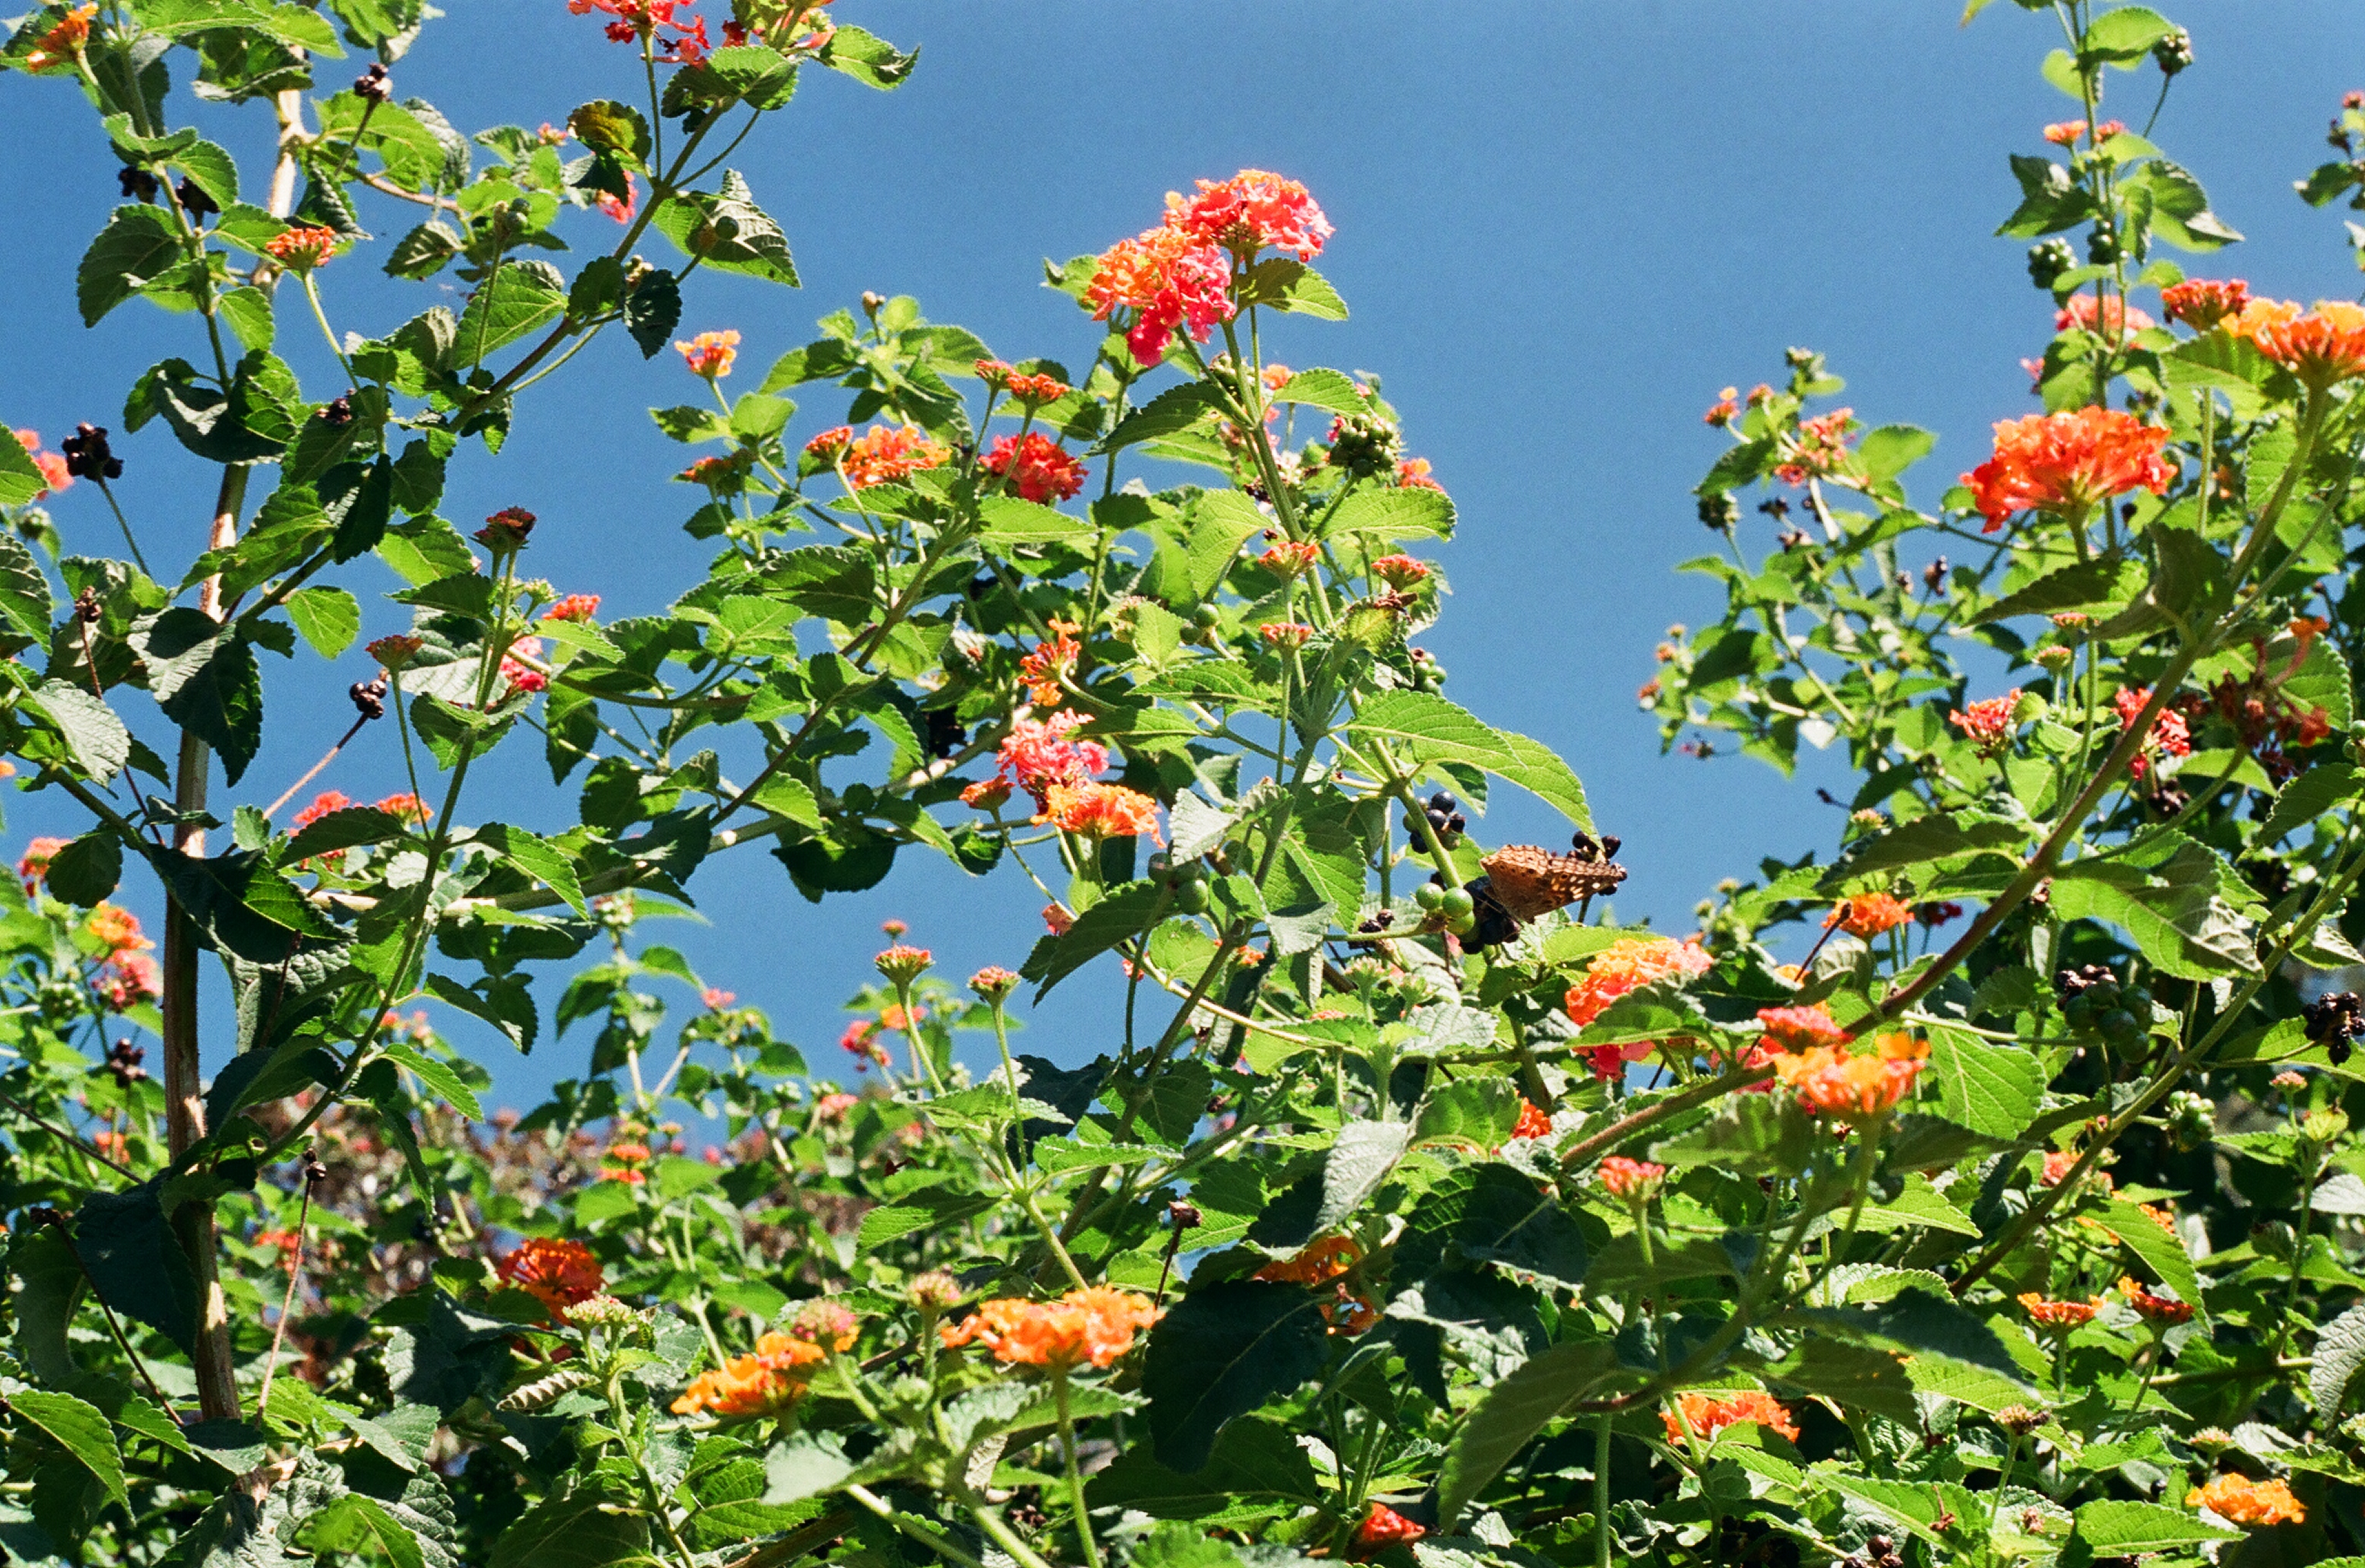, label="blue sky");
[0,1,2357,1109]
